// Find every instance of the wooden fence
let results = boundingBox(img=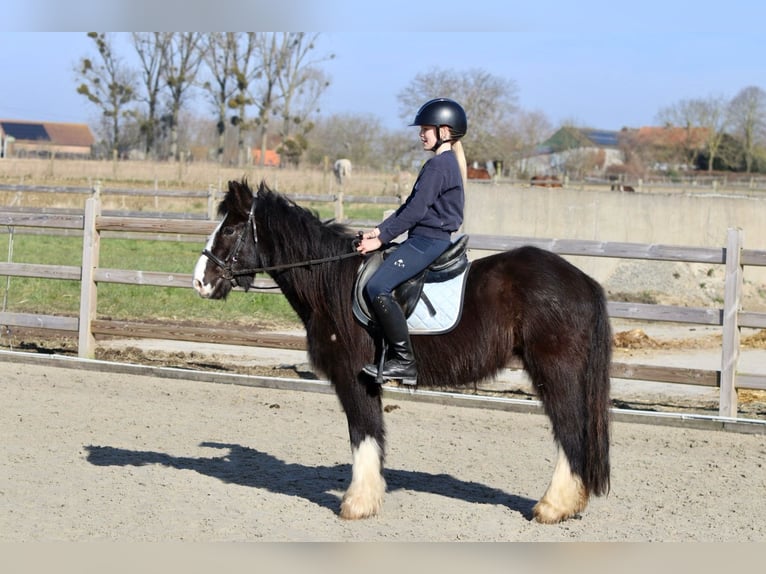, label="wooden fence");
[0,182,401,224]
[2,192,766,420]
